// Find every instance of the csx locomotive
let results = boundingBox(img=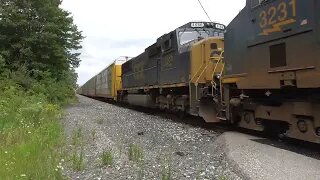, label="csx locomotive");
[78,0,320,144]
[78,21,226,116]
